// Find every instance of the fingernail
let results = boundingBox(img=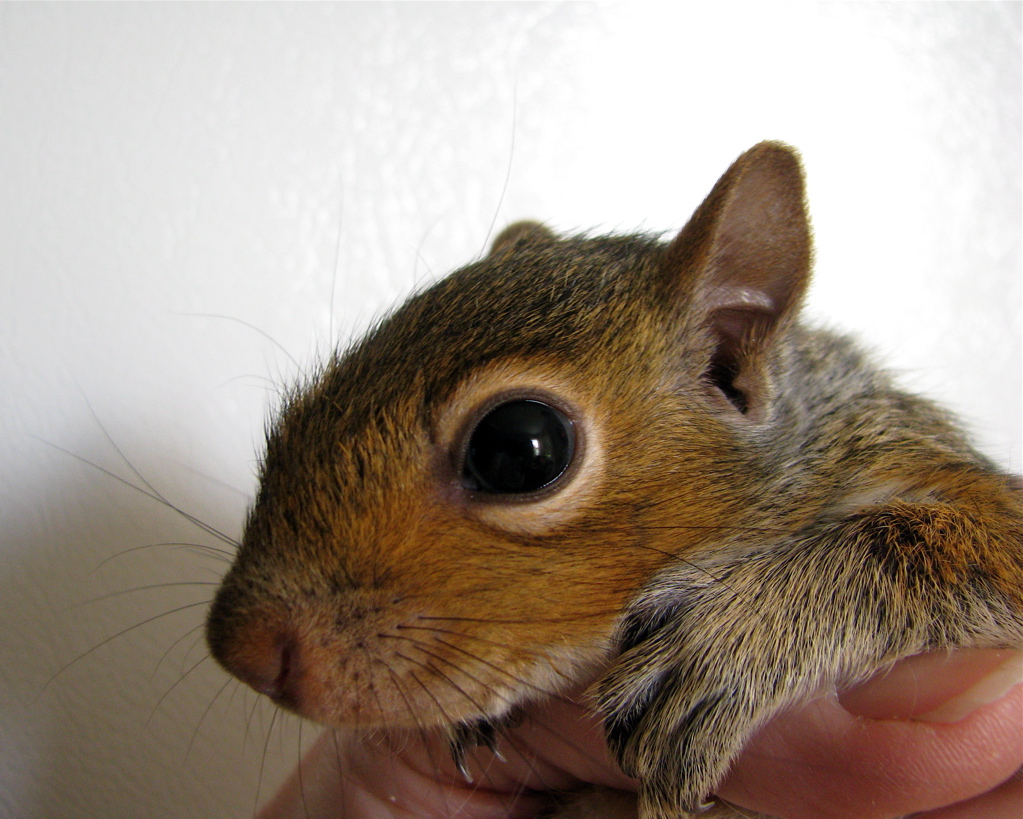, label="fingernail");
[839,649,1023,723]
[916,650,1023,723]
